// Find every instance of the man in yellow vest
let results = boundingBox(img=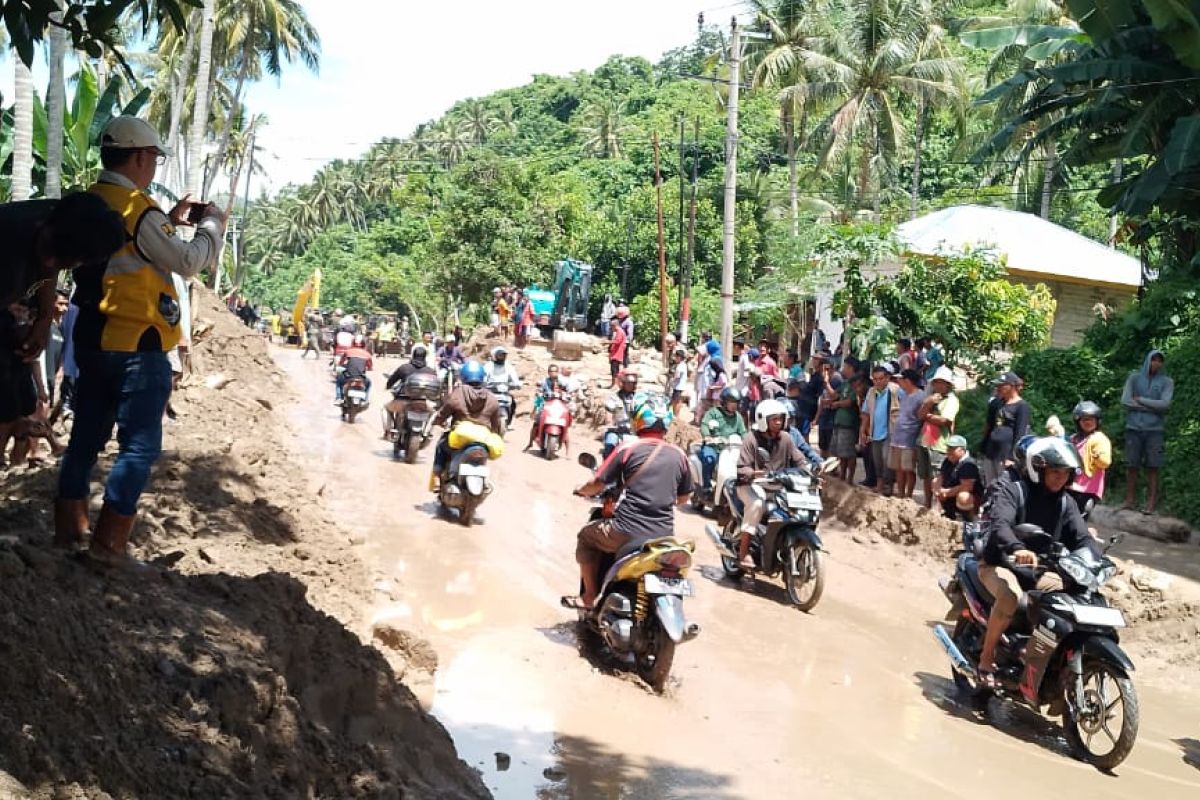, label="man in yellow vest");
[55,116,227,564]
